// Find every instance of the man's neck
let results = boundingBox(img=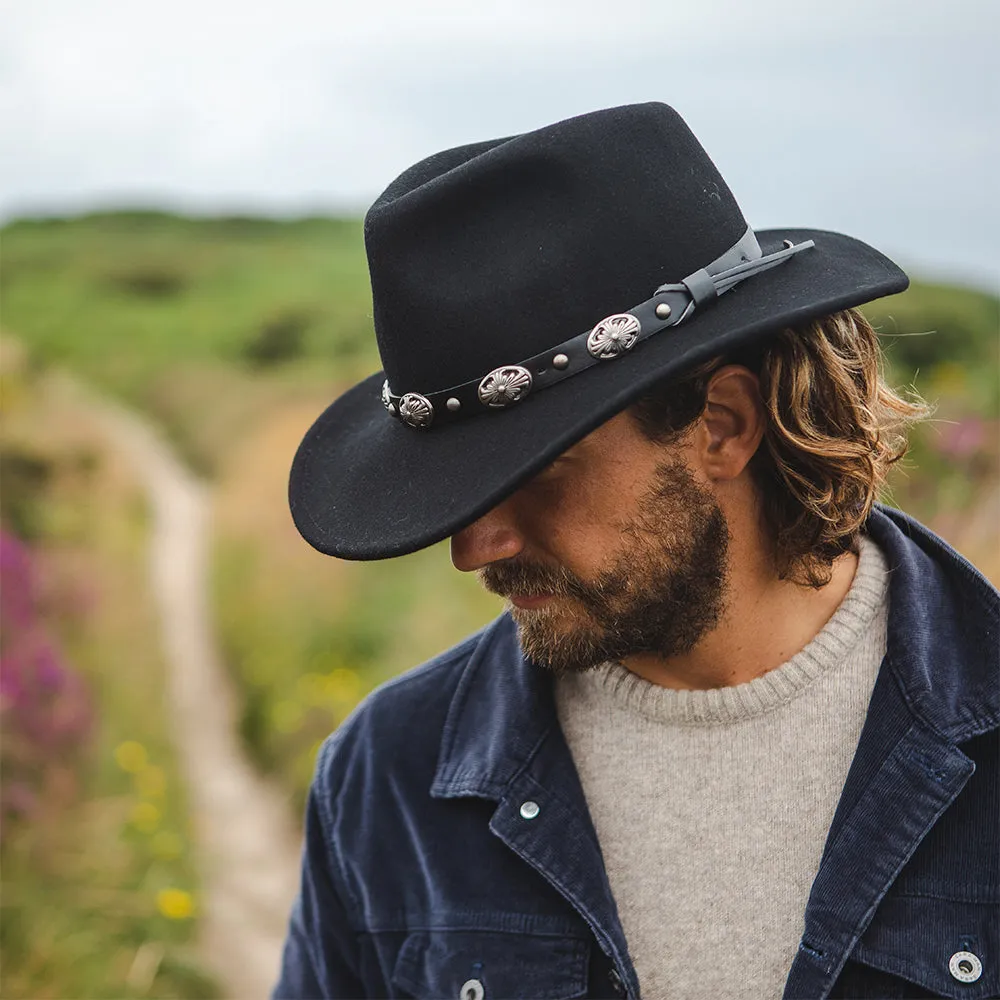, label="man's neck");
[623,534,860,692]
